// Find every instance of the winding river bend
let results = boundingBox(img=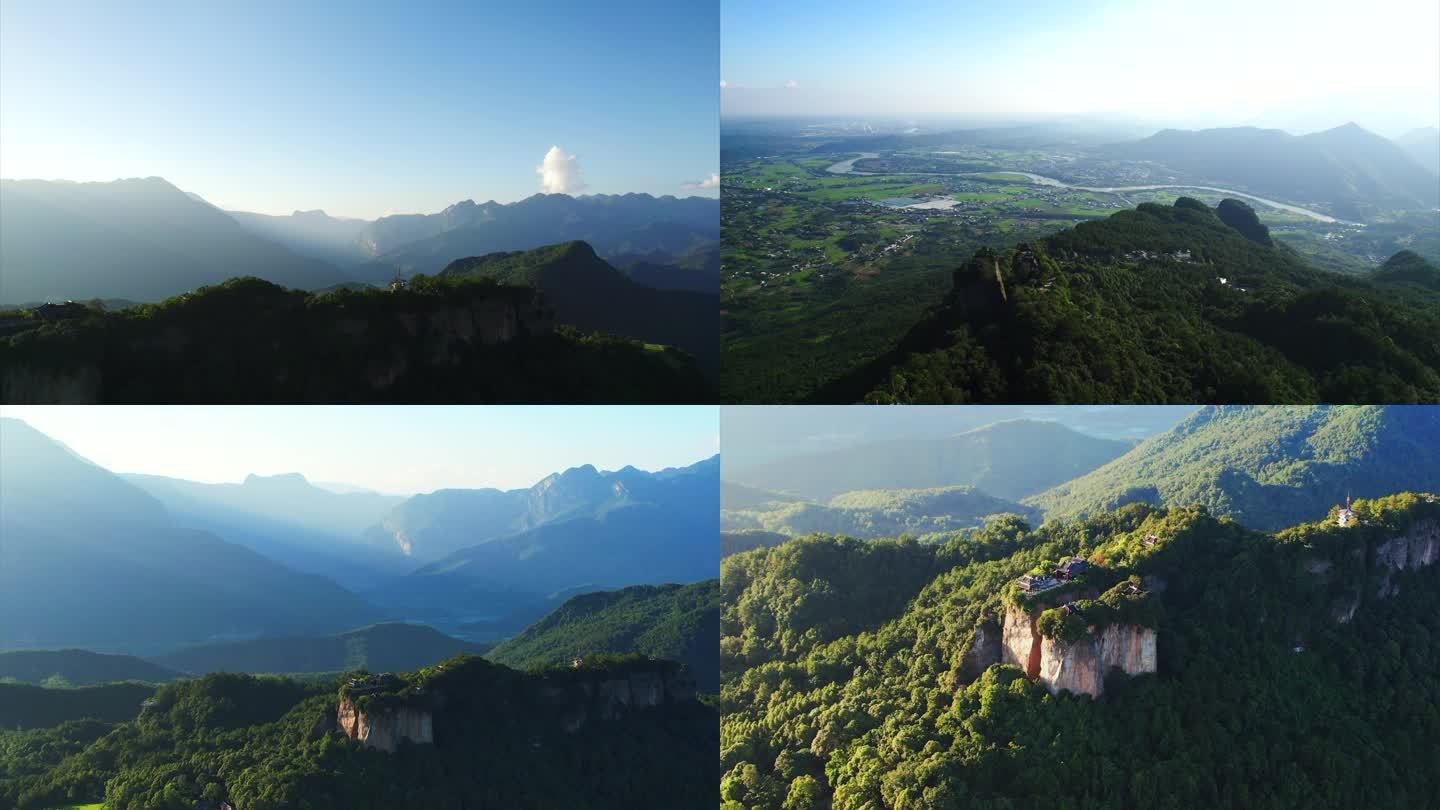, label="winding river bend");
[824,156,1344,223]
